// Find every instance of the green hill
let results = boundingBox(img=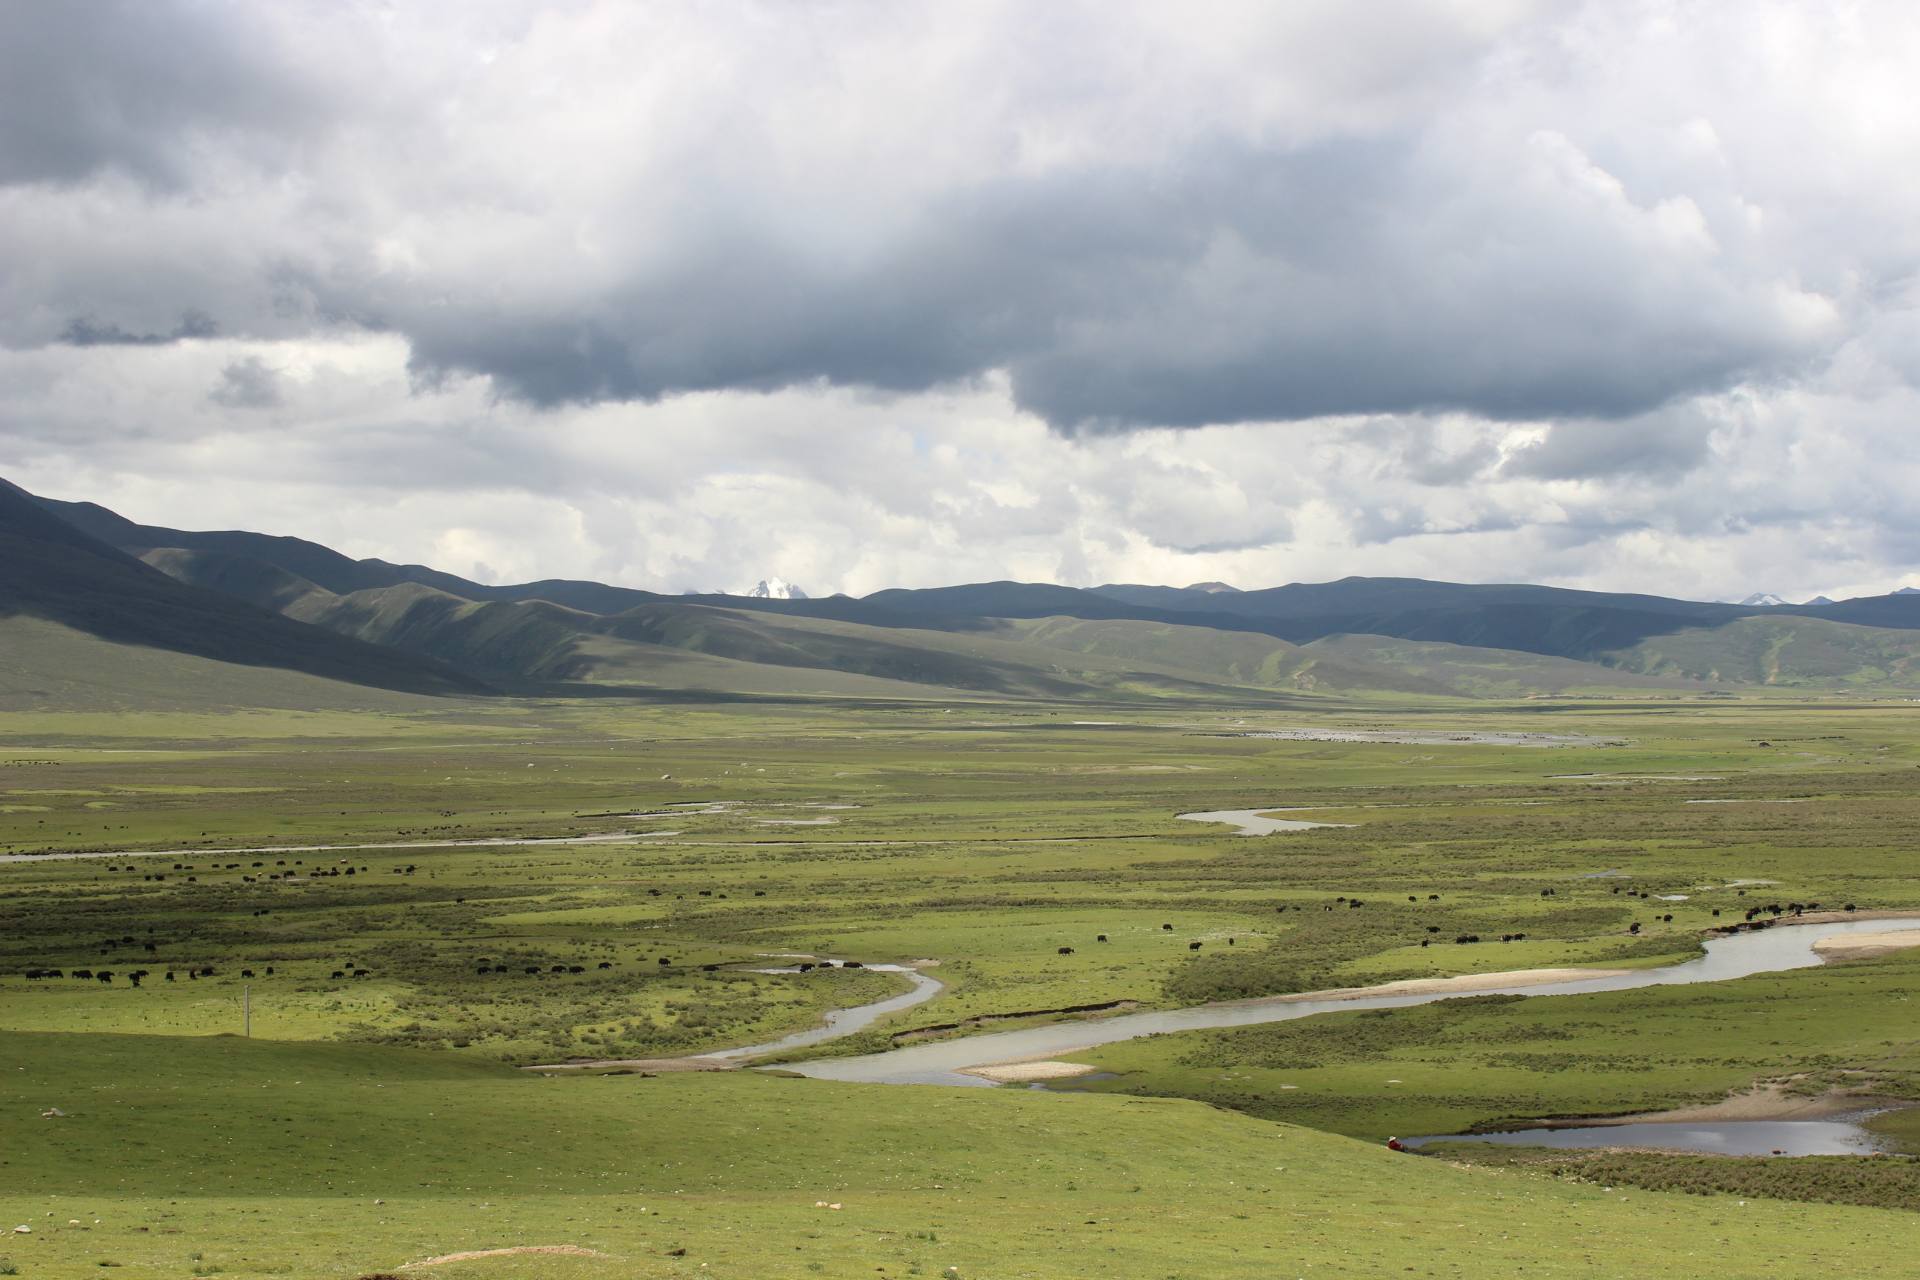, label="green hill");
[0,482,485,698]
[287,585,1326,701]
[1608,614,1920,687]
[1294,634,1712,696]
